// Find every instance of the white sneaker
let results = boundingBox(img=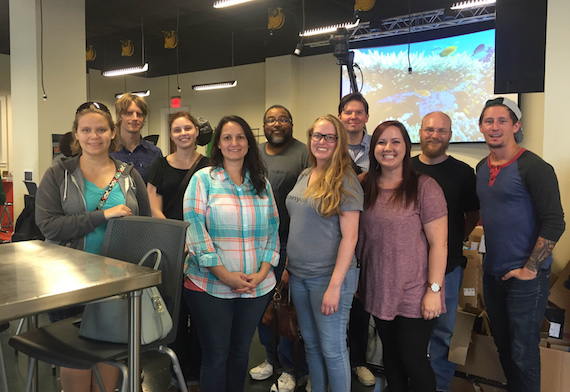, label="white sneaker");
[269,372,296,392]
[249,360,274,381]
[354,366,376,386]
